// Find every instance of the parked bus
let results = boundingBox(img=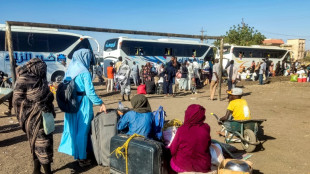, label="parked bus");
[215,45,291,70]
[0,24,100,82]
[102,37,214,76]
